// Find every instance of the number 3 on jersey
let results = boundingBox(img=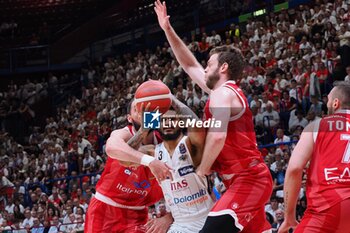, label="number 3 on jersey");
[341,134,350,163]
[158,151,163,160]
